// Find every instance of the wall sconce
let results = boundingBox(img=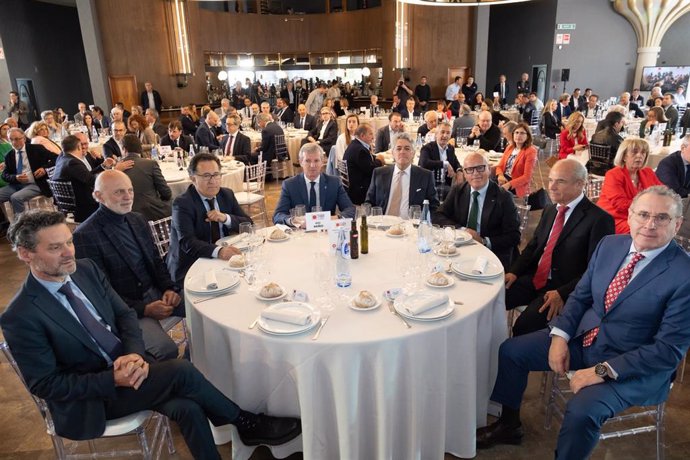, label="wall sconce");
[165,0,193,87]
